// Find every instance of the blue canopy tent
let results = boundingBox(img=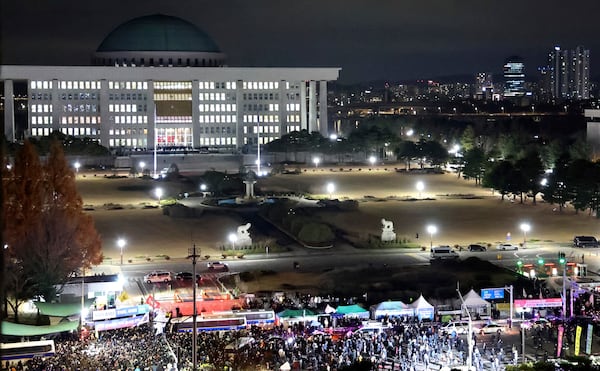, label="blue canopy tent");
[370,301,414,319]
[409,295,435,321]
